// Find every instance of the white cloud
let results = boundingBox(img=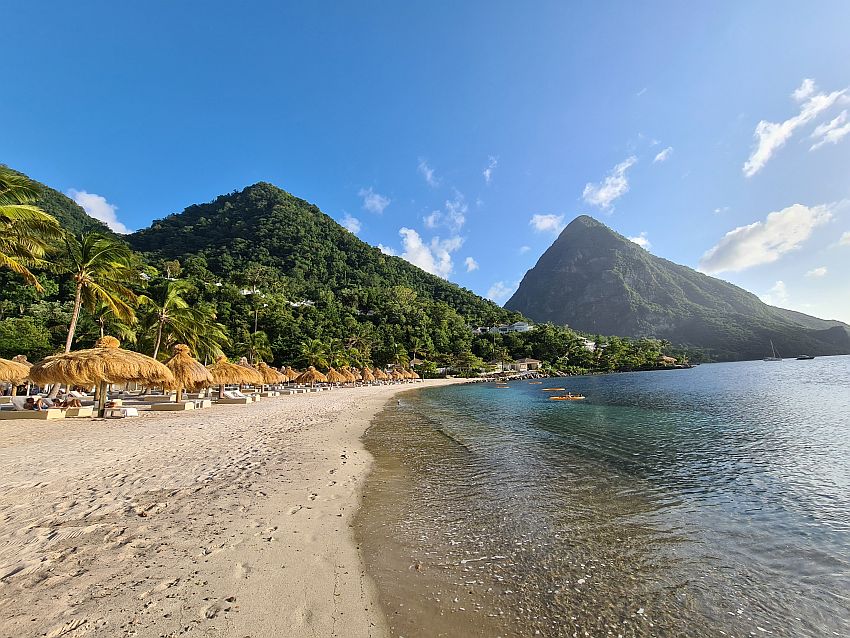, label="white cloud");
[487,280,518,303]
[359,187,390,214]
[444,193,467,231]
[378,244,396,256]
[482,156,498,184]
[518,245,531,254]
[743,79,847,177]
[810,110,850,151]
[418,159,439,187]
[398,228,463,278]
[340,213,361,234]
[423,211,441,228]
[464,256,479,272]
[424,193,467,232]
[628,231,651,250]
[699,203,834,273]
[636,87,648,97]
[806,266,828,278]
[839,231,850,246]
[66,189,130,234]
[713,206,729,215]
[530,213,565,234]
[653,146,673,163]
[761,280,790,307]
[582,156,637,209]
